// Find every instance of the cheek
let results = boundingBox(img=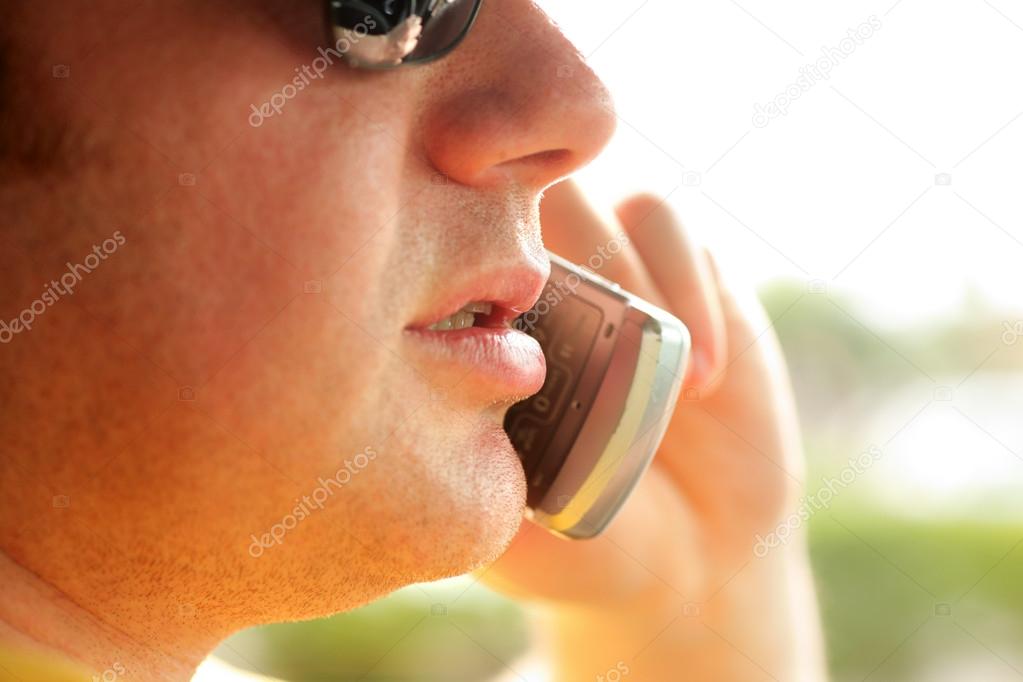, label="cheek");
[58,0,417,282]
[195,296,400,479]
[201,102,410,279]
